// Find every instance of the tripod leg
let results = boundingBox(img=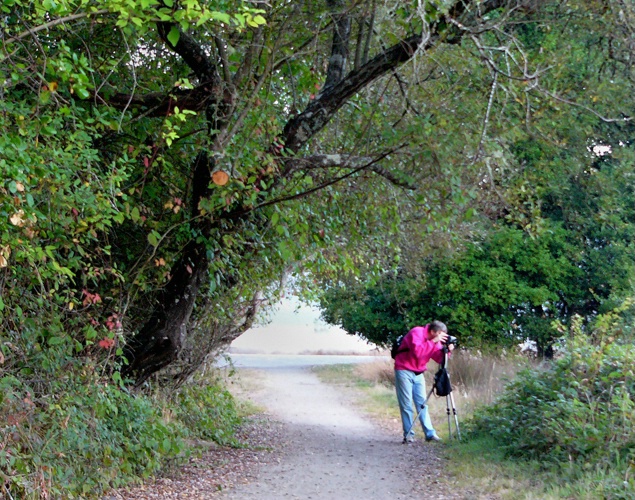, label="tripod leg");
[446,394,452,439]
[449,392,461,440]
[405,386,435,438]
